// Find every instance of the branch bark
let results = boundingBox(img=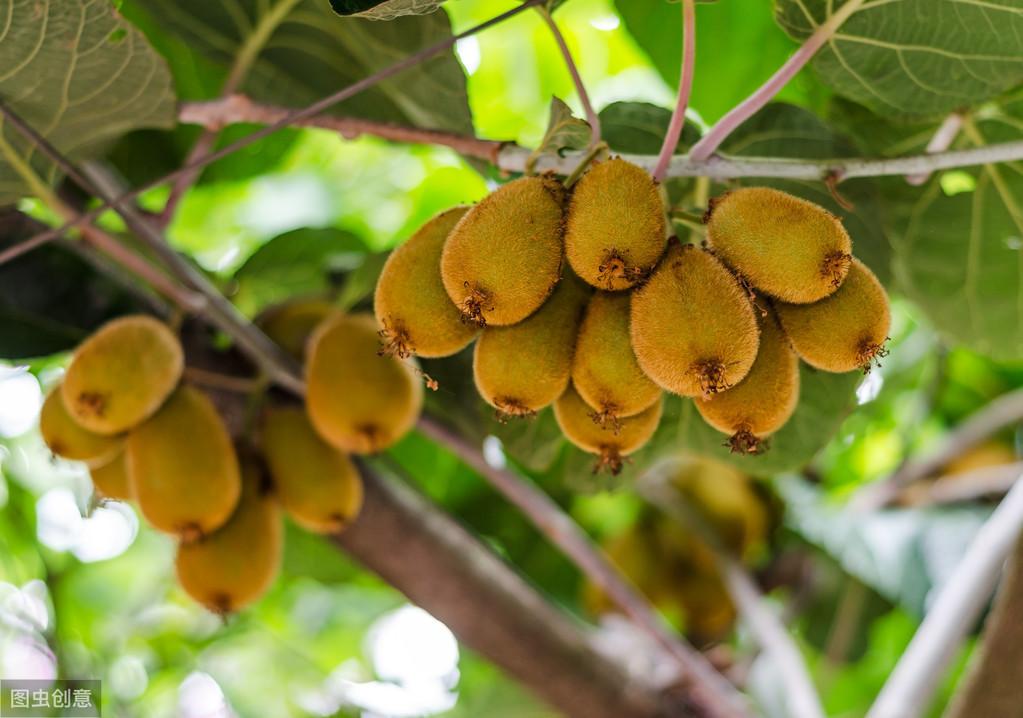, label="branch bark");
[945,532,1023,718]
[334,462,698,718]
[867,471,1023,718]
